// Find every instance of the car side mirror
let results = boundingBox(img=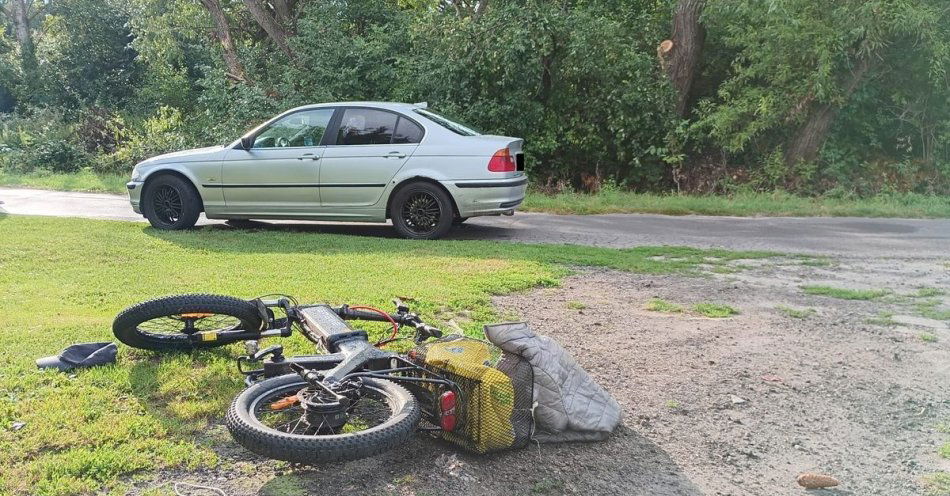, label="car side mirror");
[240,136,254,150]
